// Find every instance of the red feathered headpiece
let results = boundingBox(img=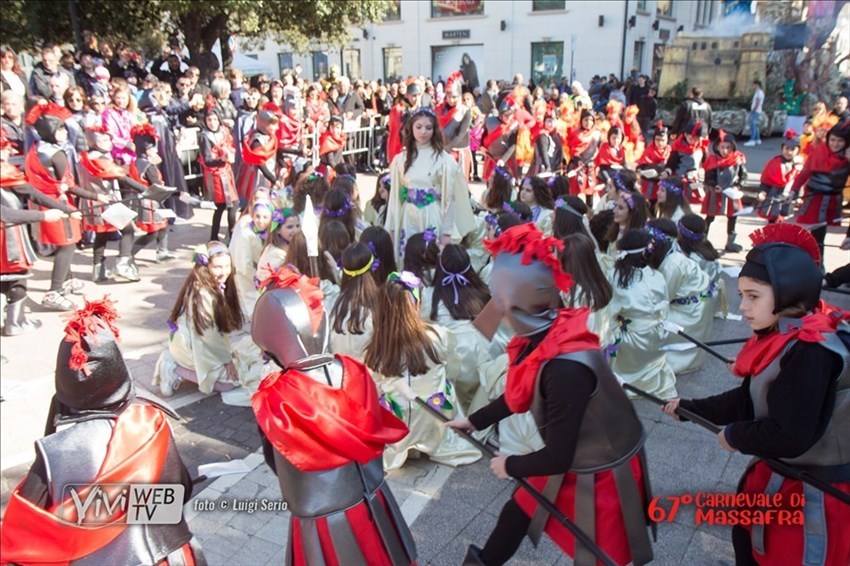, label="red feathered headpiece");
[62,296,121,375]
[25,101,72,126]
[784,128,797,140]
[445,71,463,97]
[749,223,821,264]
[258,265,324,333]
[130,123,158,141]
[484,223,573,292]
[85,125,109,135]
